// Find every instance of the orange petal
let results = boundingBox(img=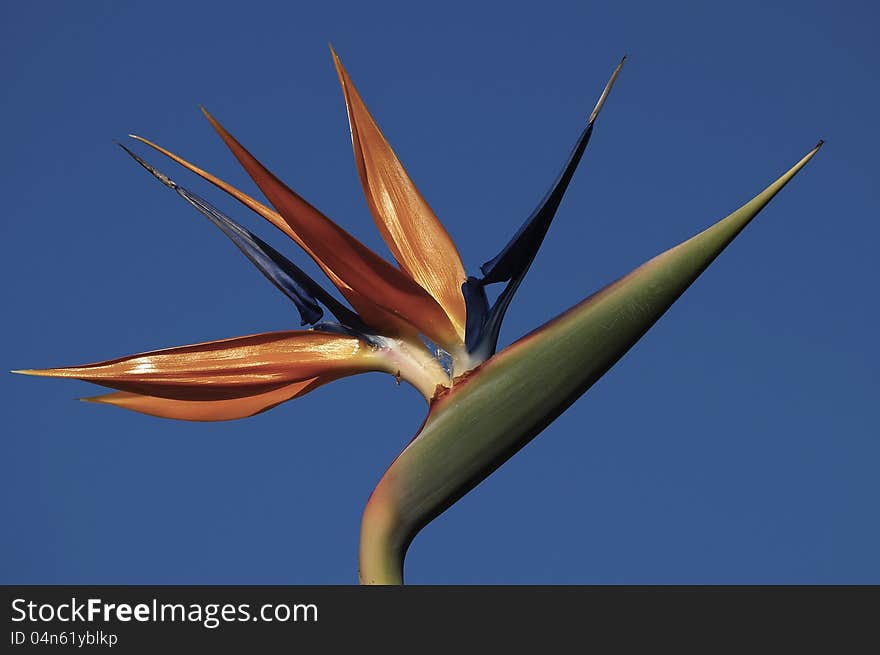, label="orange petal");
[15,330,380,400]
[331,48,467,339]
[82,376,333,421]
[199,108,463,351]
[129,134,415,337]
